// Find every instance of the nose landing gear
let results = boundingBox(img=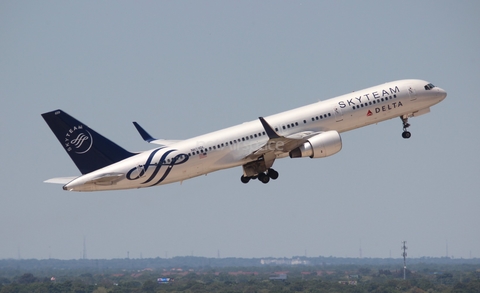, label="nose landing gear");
[401,116,411,139]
